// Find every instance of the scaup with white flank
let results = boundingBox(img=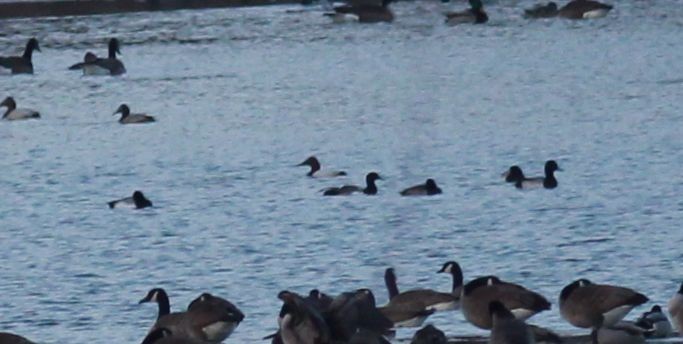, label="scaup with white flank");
[509,160,561,189]
[559,278,648,340]
[668,282,683,335]
[1,97,40,120]
[0,38,40,75]
[444,0,488,25]
[400,178,442,196]
[297,156,347,178]
[114,104,156,124]
[559,0,613,19]
[461,276,551,329]
[108,190,153,209]
[323,172,382,196]
[524,2,559,18]
[324,0,394,23]
[489,301,535,344]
